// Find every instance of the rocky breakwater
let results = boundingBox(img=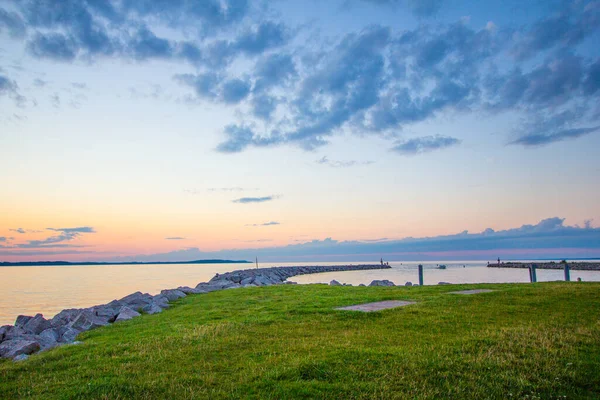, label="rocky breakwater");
[0,287,199,361]
[1,264,389,361]
[201,264,391,289]
[488,262,600,271]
